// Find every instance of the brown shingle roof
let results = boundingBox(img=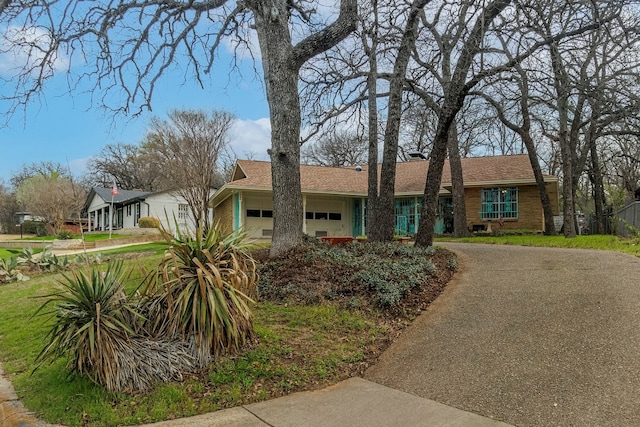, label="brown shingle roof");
[214,155,555,203]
